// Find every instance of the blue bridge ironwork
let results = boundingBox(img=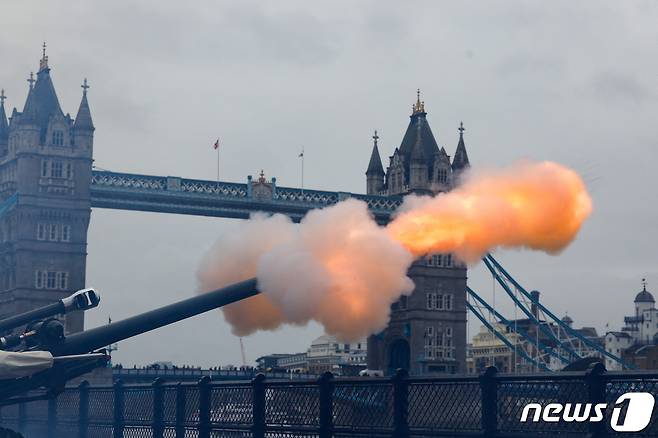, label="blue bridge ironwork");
[90,170,403,223]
